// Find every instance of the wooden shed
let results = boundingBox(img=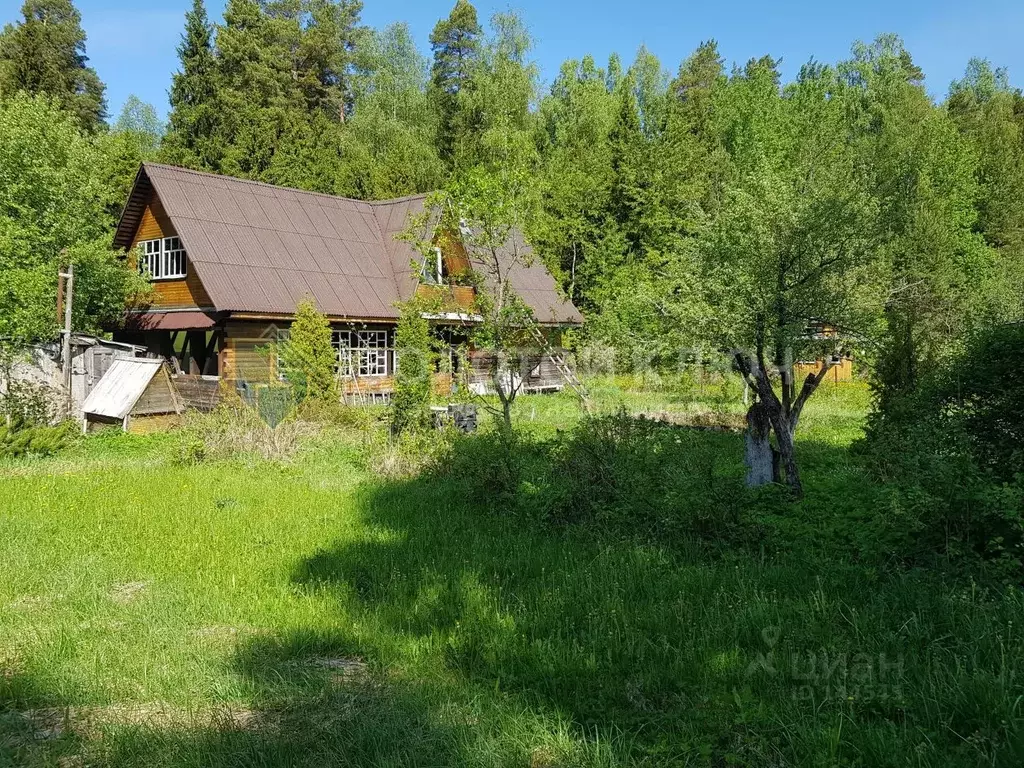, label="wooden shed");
[81,358,183,433]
